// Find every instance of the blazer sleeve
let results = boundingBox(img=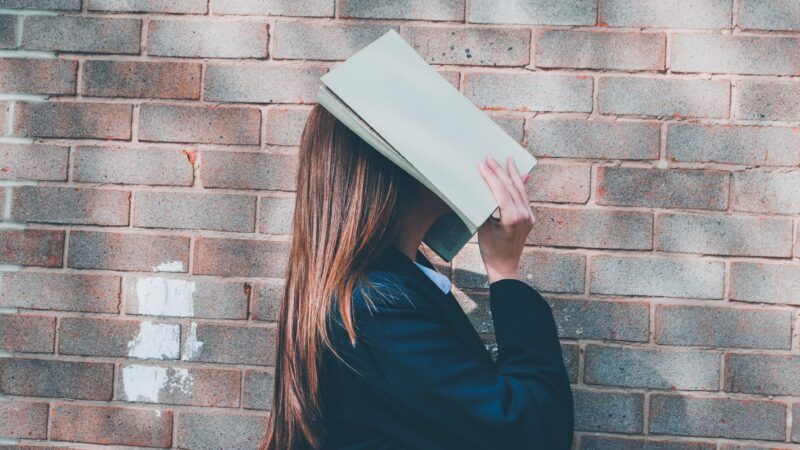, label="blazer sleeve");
[343,277,574,450]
